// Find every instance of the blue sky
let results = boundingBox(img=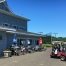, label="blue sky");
[7,0,66,37]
